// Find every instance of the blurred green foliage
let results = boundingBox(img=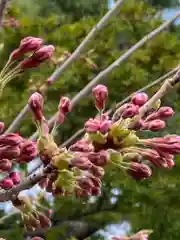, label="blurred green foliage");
[1,0,180,240]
